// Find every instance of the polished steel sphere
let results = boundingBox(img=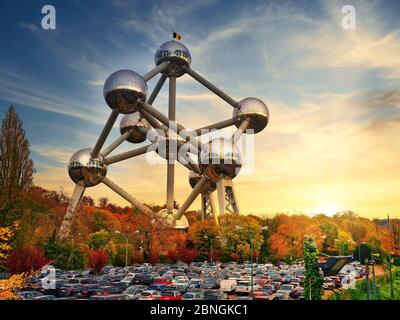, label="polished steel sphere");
[68,148,107,187]
[120,112,150,143]
[233,97,269,134]
[198,138,242,182]
[154,40,191,77]
[188,171,217,193]
[104,70,147,114]
[157,209,189,230]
